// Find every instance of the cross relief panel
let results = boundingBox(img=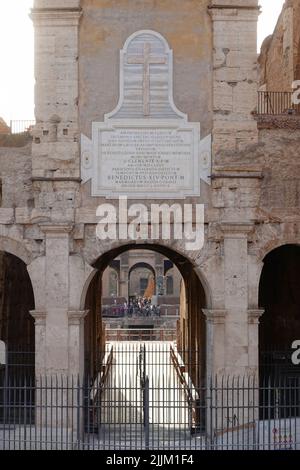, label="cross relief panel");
[81,30,211,199]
